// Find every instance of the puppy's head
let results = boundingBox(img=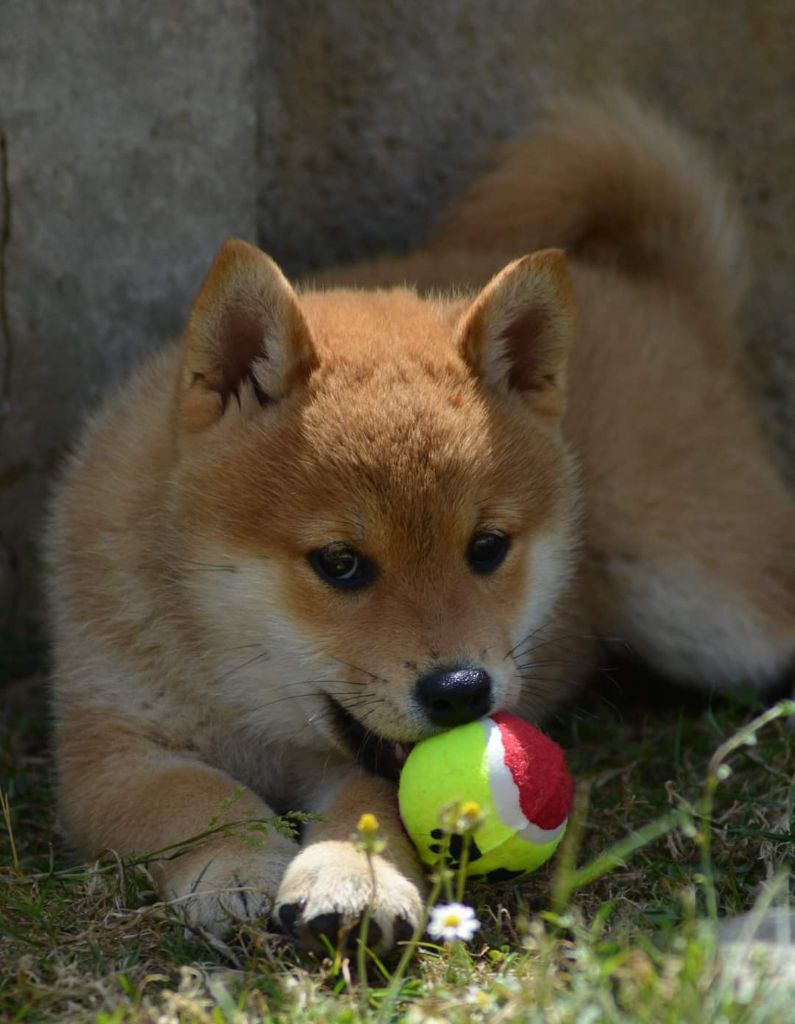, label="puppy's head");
[173,240,580,775]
